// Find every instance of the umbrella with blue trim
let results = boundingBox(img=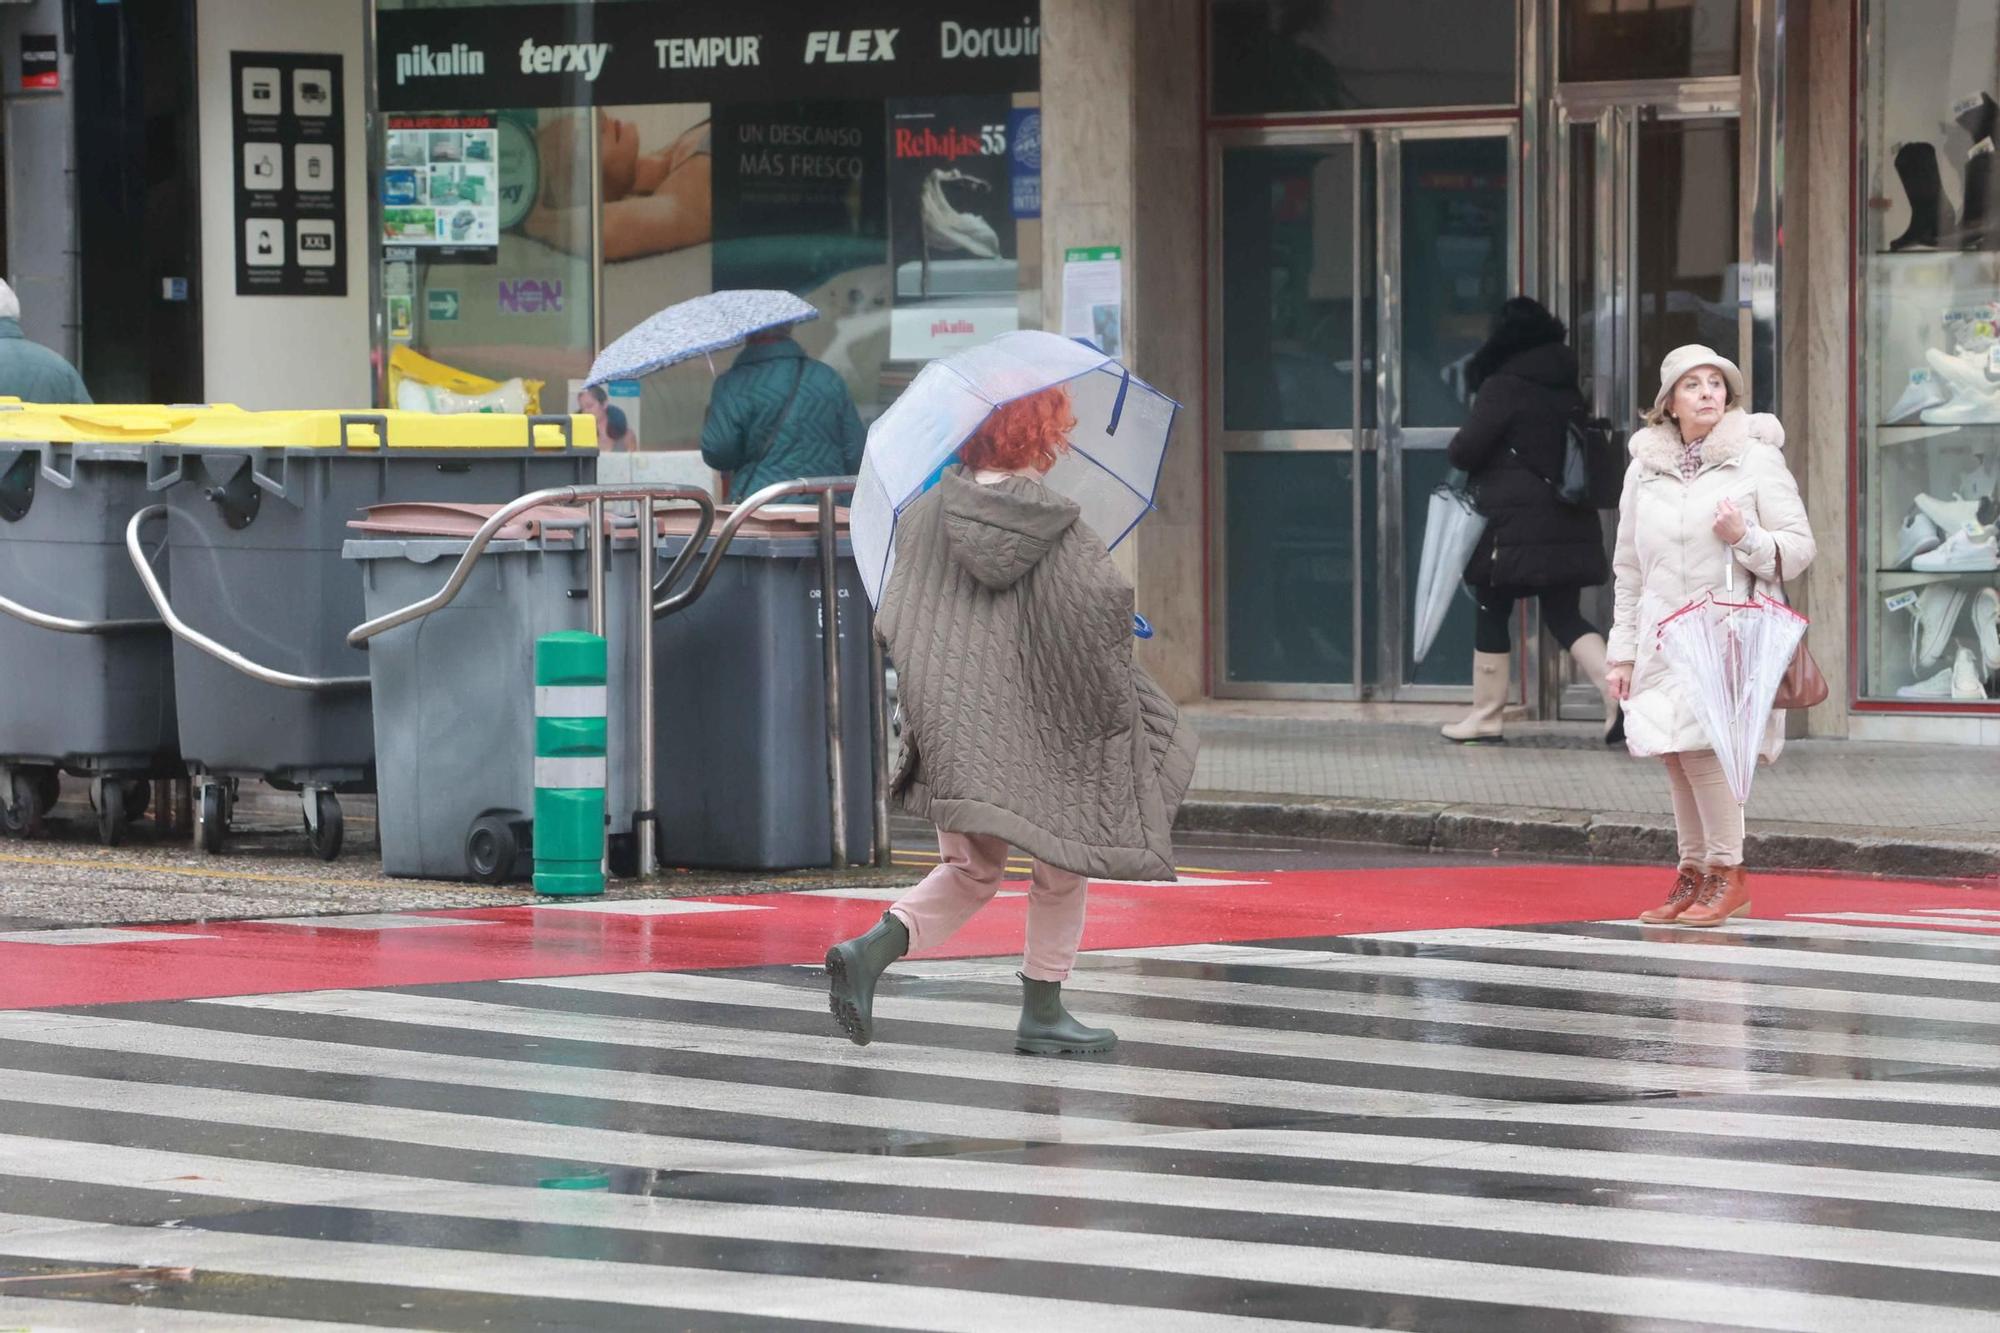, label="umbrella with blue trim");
[849,330,1180,610]
[582,289,820,386]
